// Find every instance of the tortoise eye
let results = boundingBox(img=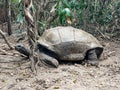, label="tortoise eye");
[17,45,21,47]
